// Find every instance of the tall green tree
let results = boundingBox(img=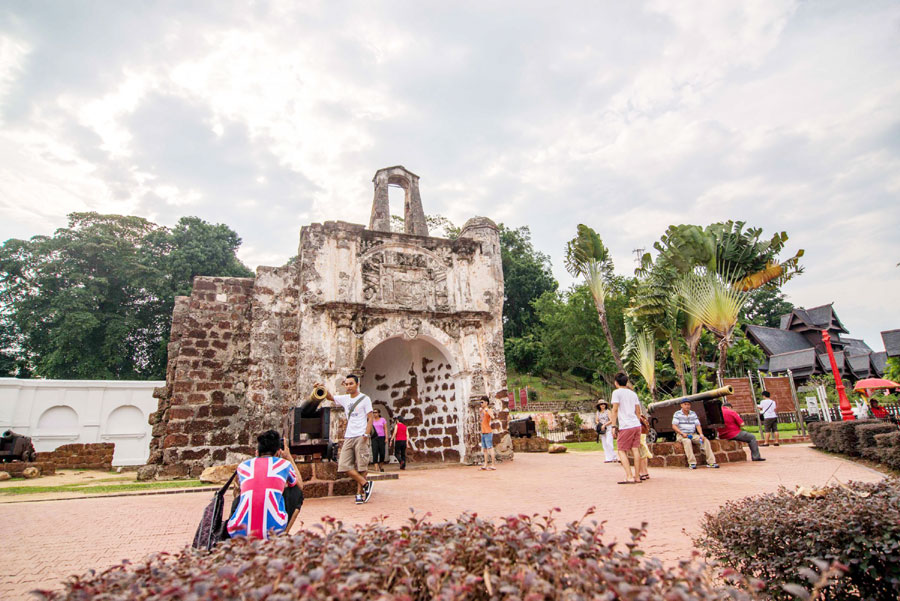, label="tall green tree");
[741,287,794,328]
[0,213,253,380]
[498,224,557,340]
[565,224,625,373]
